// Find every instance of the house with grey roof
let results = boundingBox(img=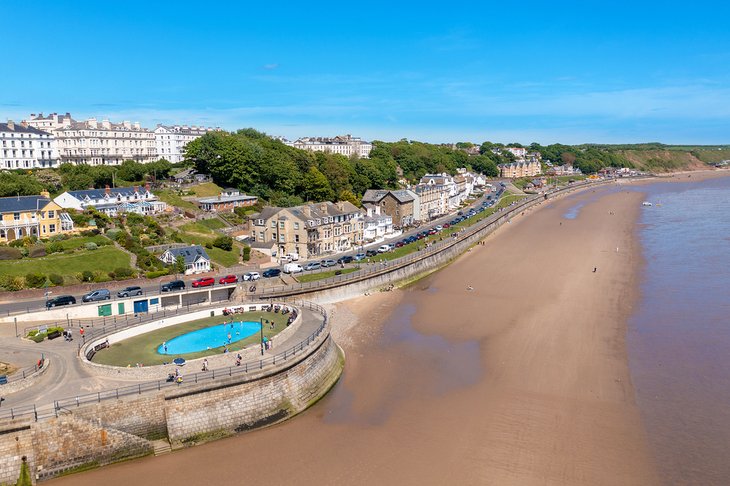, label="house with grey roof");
[54,184,166,216]
[159,245,211,274]
[361,189,419,228]
[249,201,363,261]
